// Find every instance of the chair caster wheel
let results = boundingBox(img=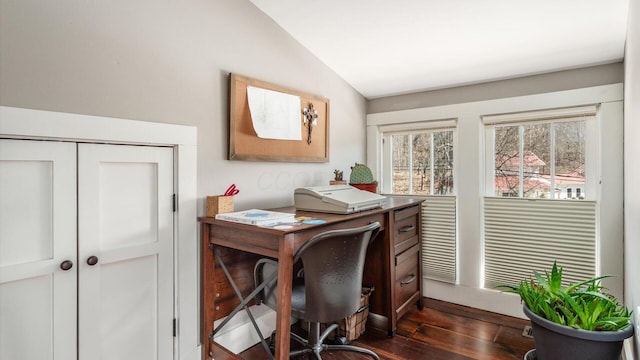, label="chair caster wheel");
[334,336,348,345]
[268,333,276,354]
